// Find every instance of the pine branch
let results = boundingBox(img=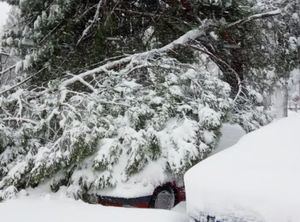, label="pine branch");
[61,28,204,88]
[1,9,280,96]
[189,44,242,104]
[61,9,281,89]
